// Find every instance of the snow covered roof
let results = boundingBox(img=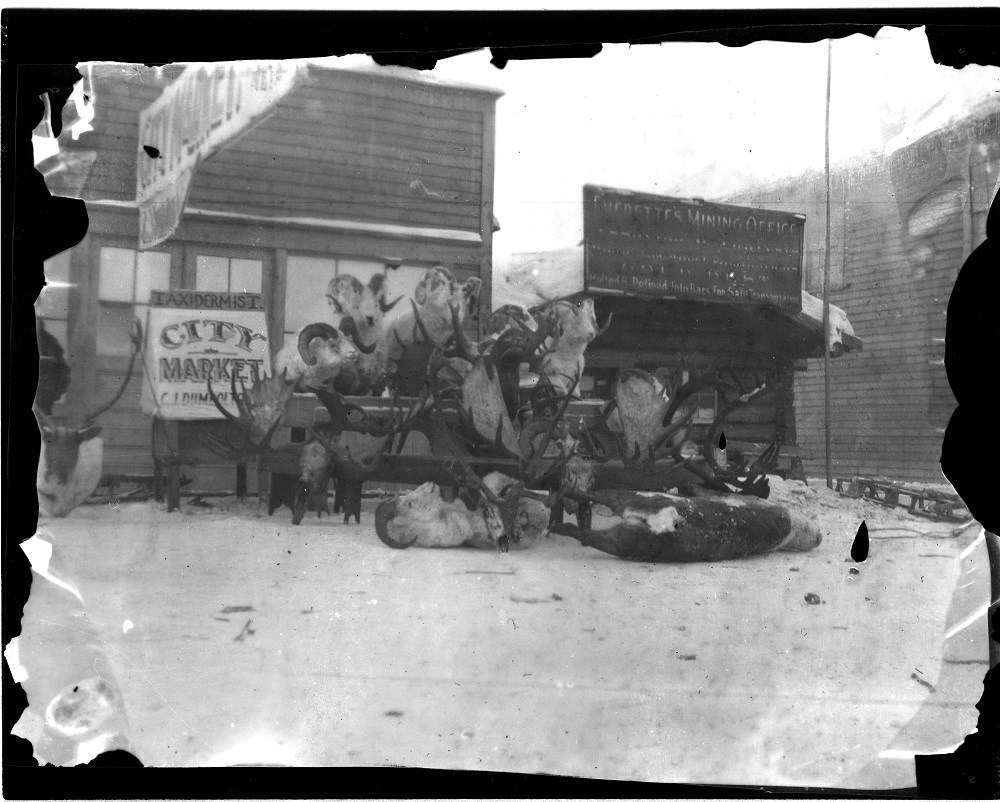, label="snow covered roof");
[493,246,862,359]
[306,56,504,98]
